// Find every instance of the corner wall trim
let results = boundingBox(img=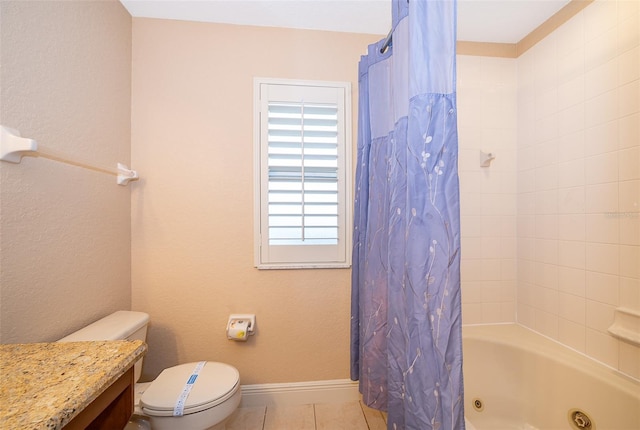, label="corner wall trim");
[516,0,594,56]
[457,41,516,58]
[457,0,594,58]
[240,379,361,407]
